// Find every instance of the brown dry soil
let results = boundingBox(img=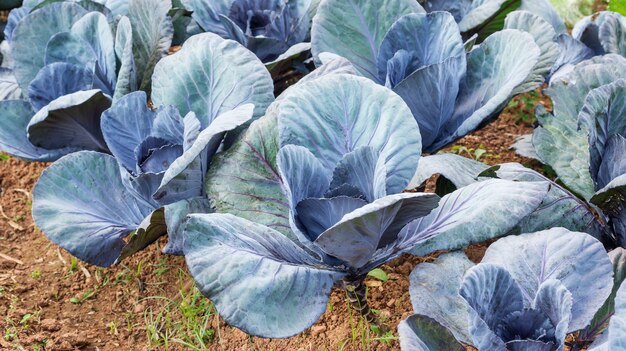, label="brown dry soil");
[0,91,548,351]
